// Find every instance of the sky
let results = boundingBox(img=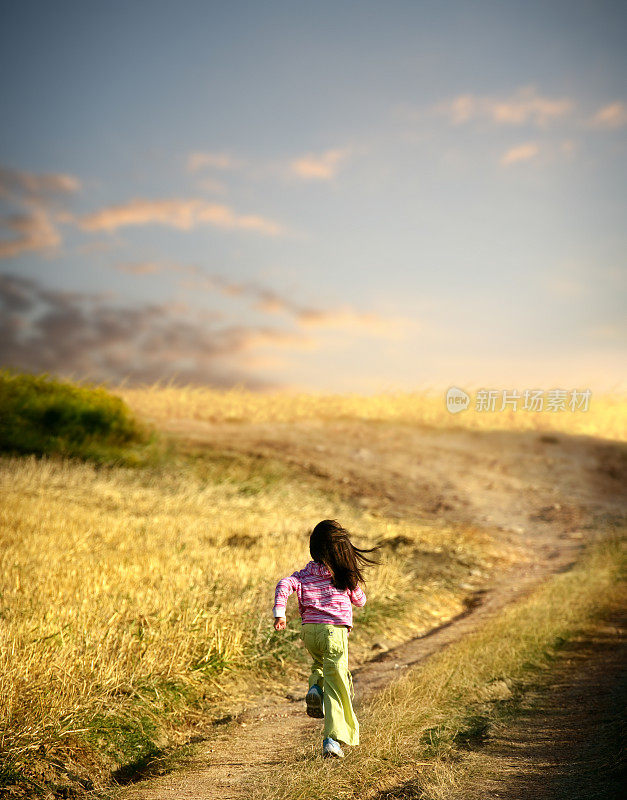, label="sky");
[1,0,625,393]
